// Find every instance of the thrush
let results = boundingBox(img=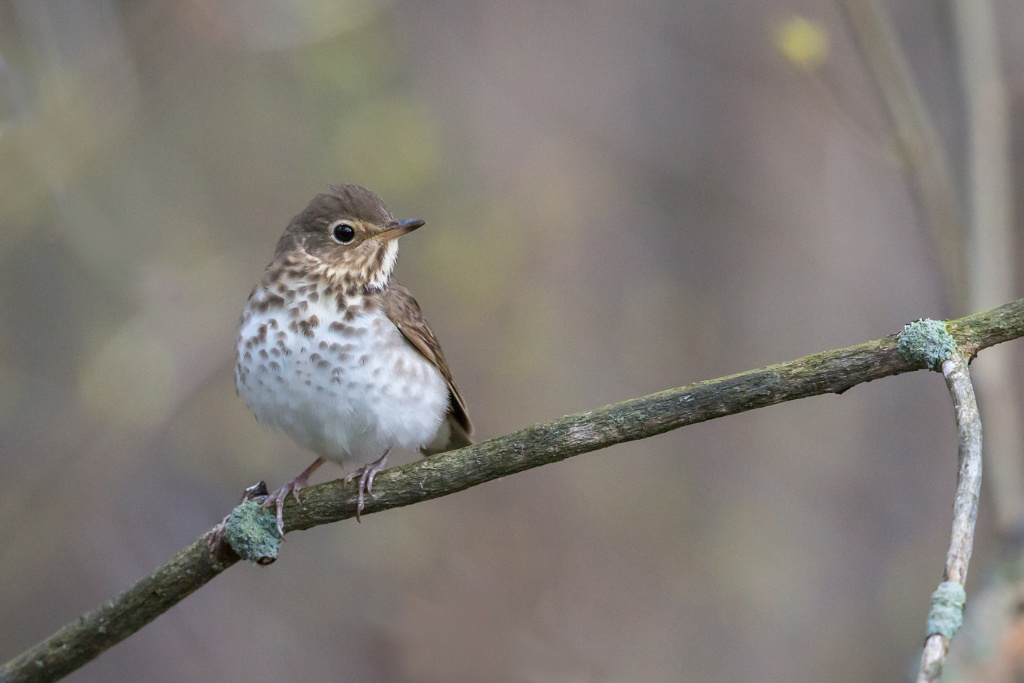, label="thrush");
[235,184,473,534]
